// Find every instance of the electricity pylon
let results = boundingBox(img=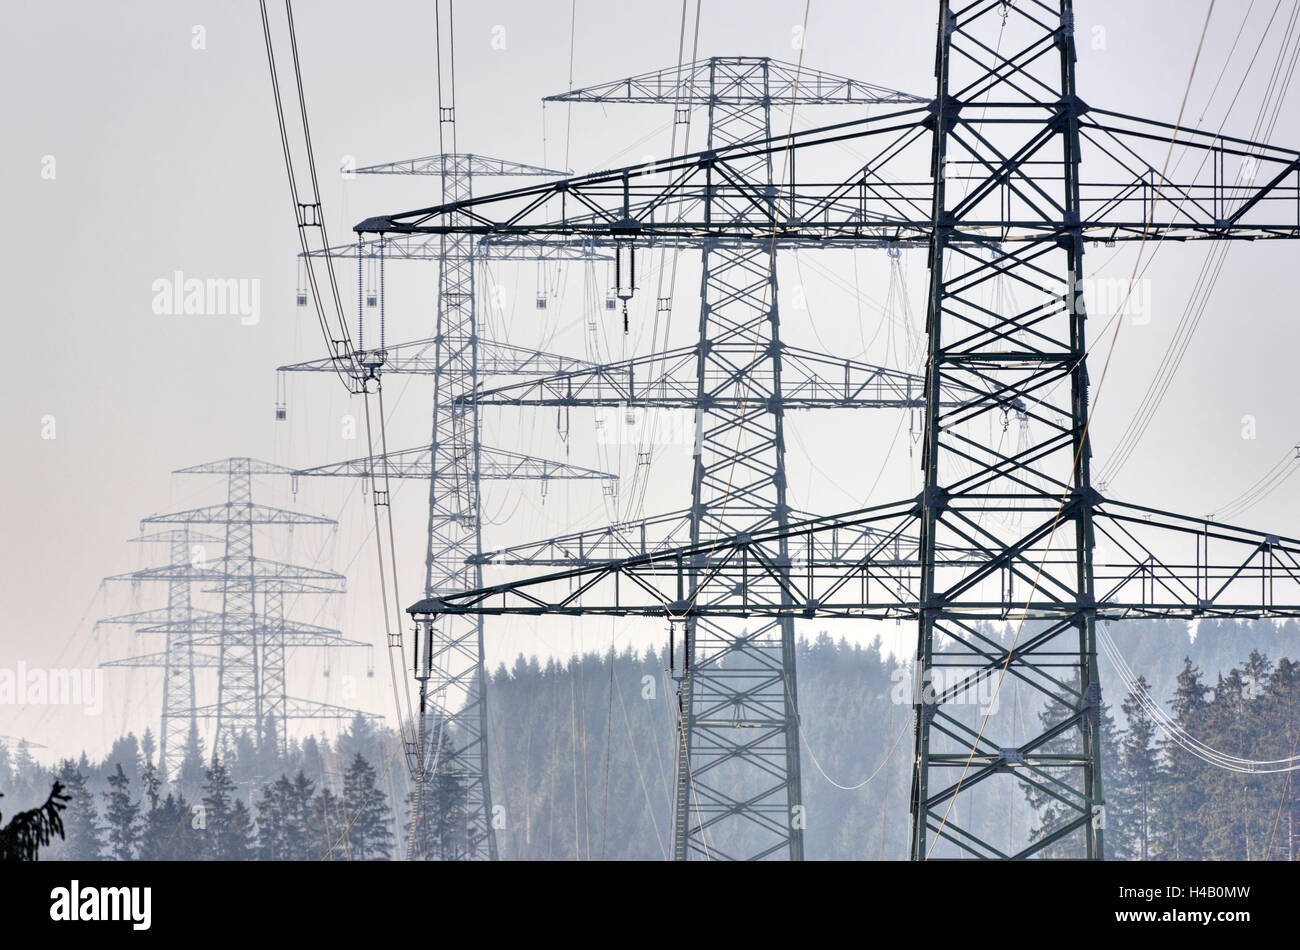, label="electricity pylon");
[100,527,218,779]
[273,47,609,855]
[514,56,918,861]
[327,55,943,861]
[103,457,374,768]
[367,1,1300,859]
[279,166,619,862]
